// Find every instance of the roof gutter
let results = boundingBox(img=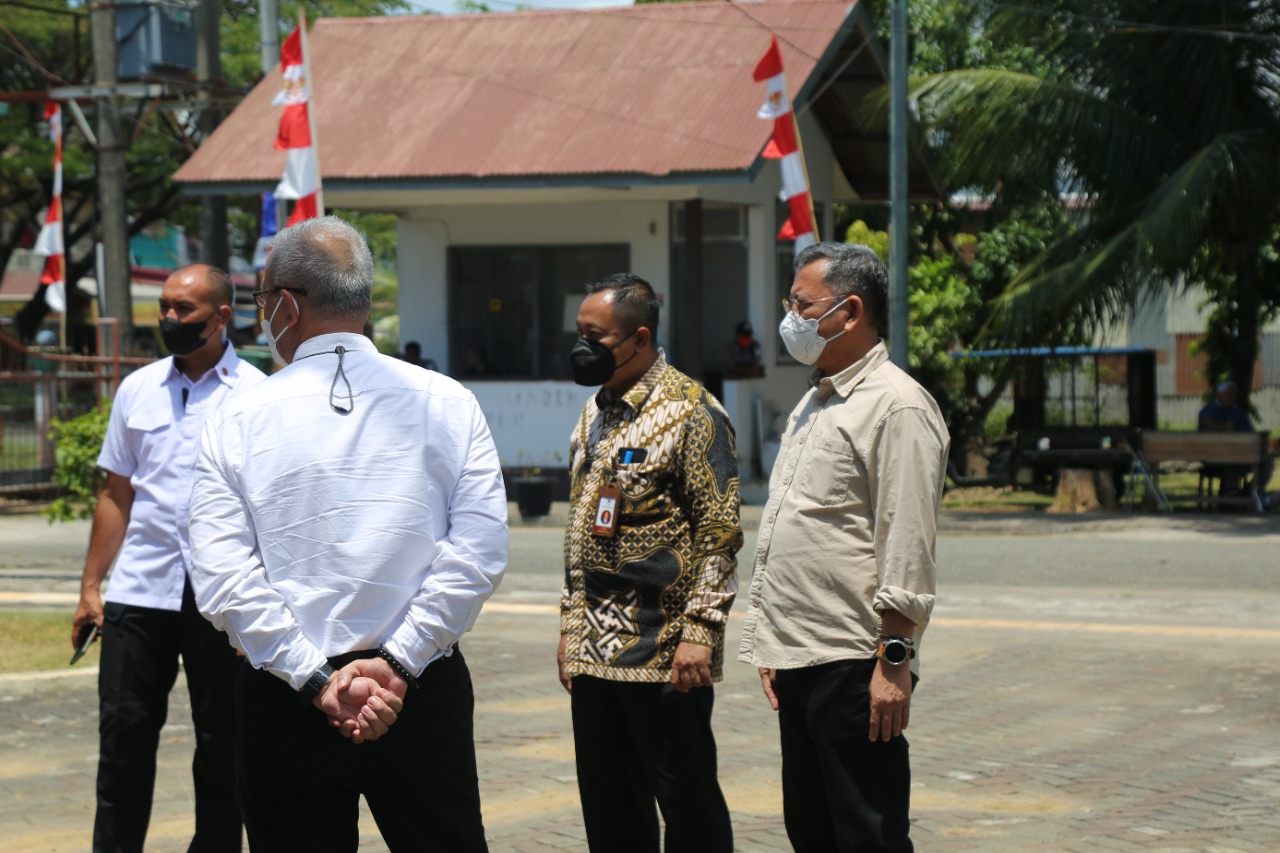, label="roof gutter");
[176,167,764,197]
